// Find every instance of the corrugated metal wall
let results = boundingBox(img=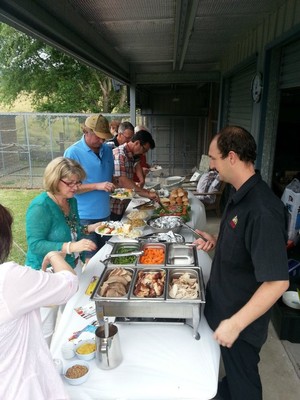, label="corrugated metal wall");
[145,115,205,176]
[225,64,256,132]
[221,0,300,74]
[280,39,300,88]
